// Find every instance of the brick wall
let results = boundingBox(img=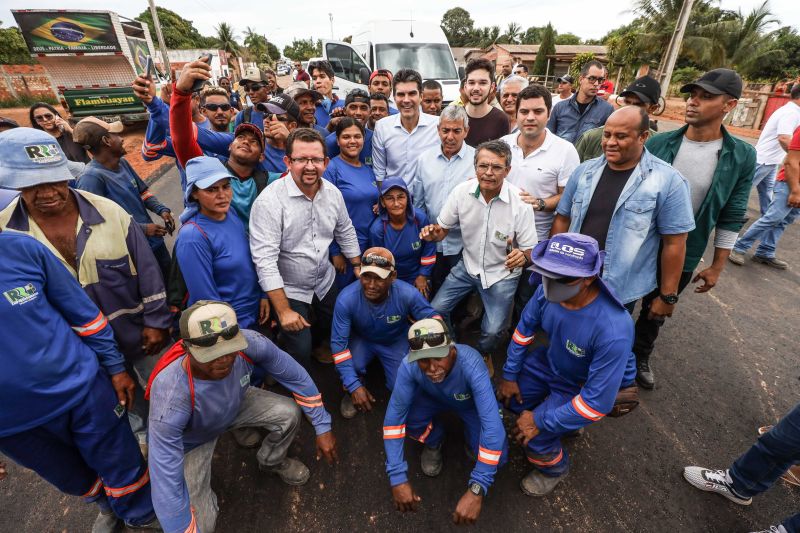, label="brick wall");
[0,65,58,102]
